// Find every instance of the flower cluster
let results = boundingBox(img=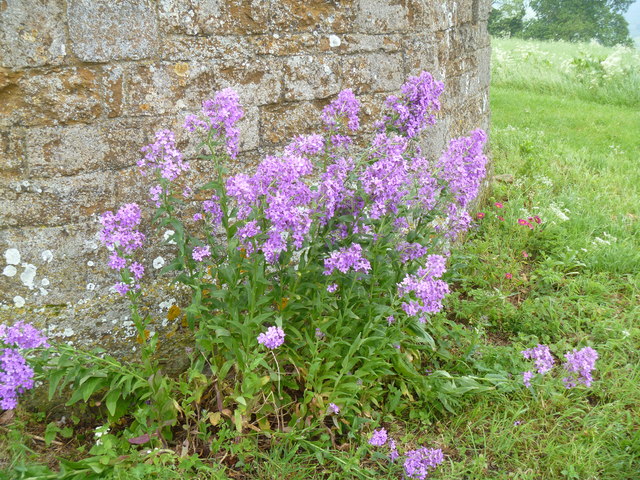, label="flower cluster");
[397,255,449,319]
[257,326,286,350]
[522,344,555,375]
[100,203,146,295]
[323,243,371,276]
[227,154,314,263]
[368,428,444,478]
[139,129,189,182]
[0,322,49,410]
[436,129,488,208]
[382,71,445,138]
[184,88,244,158]
[321,89,360,133]
[404,447,445,479]
[521,344,598,389]
[563,347,598,388]
[368,428,388,446]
